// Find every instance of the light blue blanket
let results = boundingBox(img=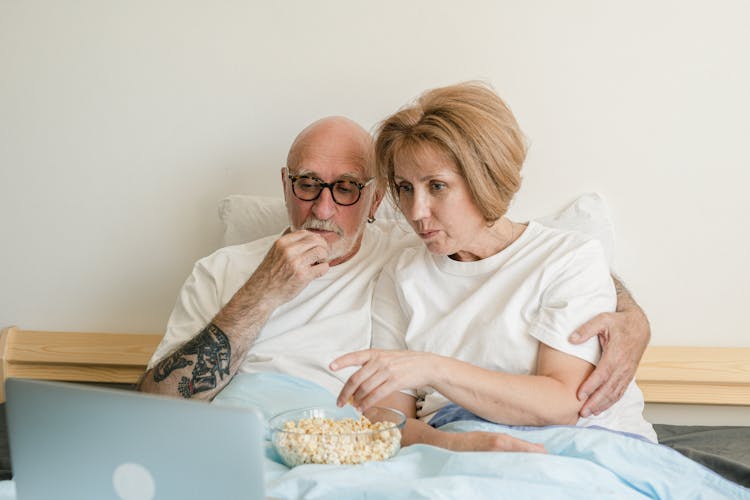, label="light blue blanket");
[215,373,750,499]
